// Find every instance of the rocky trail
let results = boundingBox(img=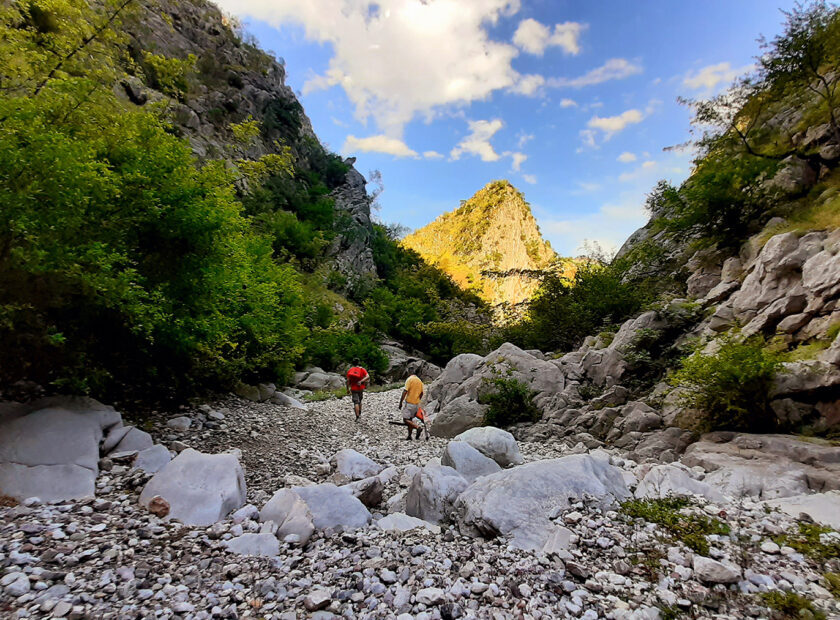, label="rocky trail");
[2,389,840,619]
